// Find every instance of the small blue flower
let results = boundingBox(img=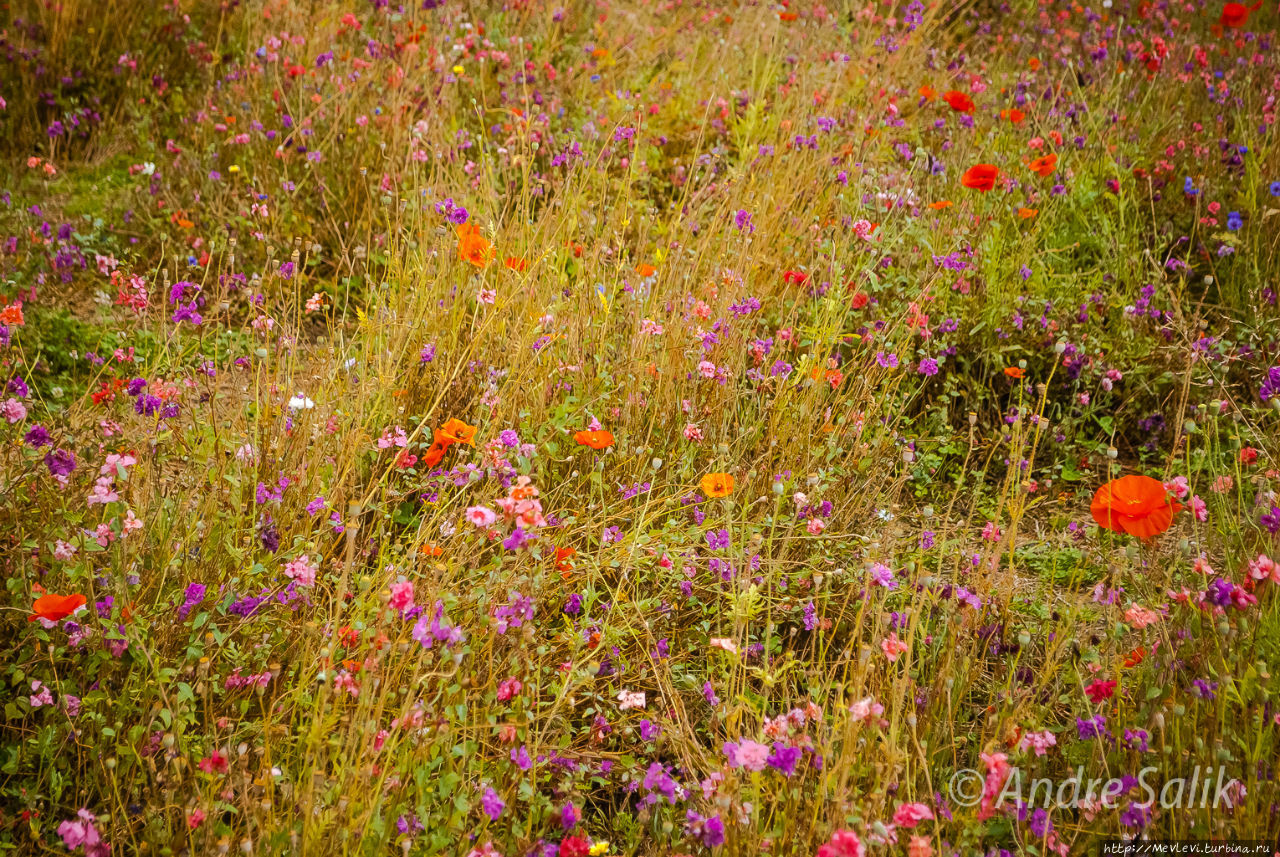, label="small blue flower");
[1269,181,1280,197]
